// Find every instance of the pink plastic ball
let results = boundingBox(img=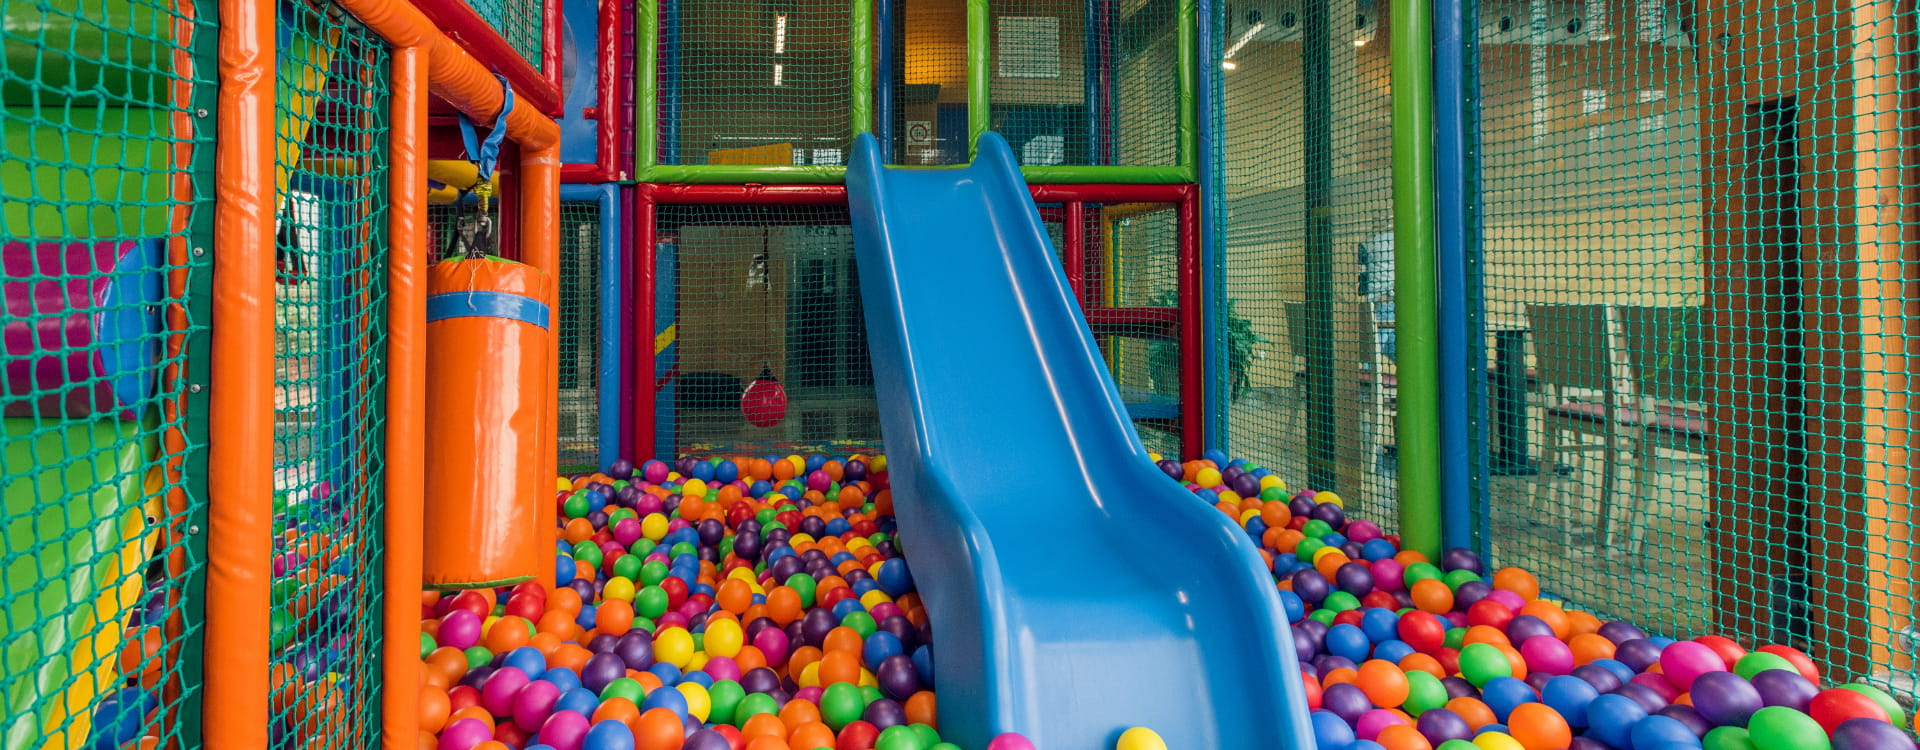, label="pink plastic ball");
[1370,560,1406,592]
[1520,636,1575,675]
[438,609,482,651]
[1660,640,1727,691]
[512,679,561,730]
[986,734,1038,750]
[807,470,832,493]
[702,656,742,683]
[1484,589,1527,611]
[752,627,791,667]
[1355,708,1409,740]
[794,686,825,705]
[868,602,903,621]
[1444,612,1469,628]
[538,710,591,750]
[438,718,493,750]
[611,518,642,546]
[643,462,669,483]
[1346,520,1385,544]
[1631,672,1681,701]
[480,666,530,717]
[666,518,691,533]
